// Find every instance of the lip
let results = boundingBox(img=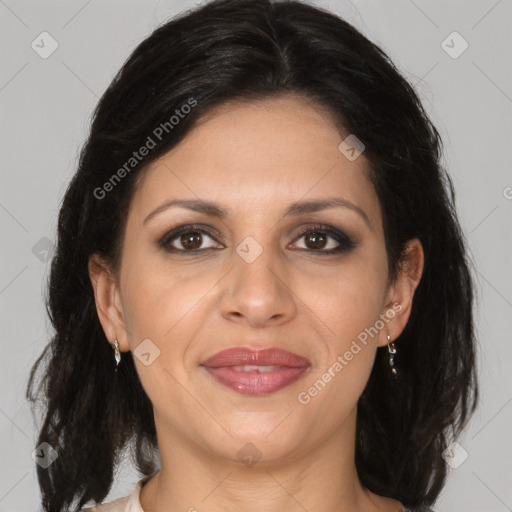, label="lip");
[201,347,311,395]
